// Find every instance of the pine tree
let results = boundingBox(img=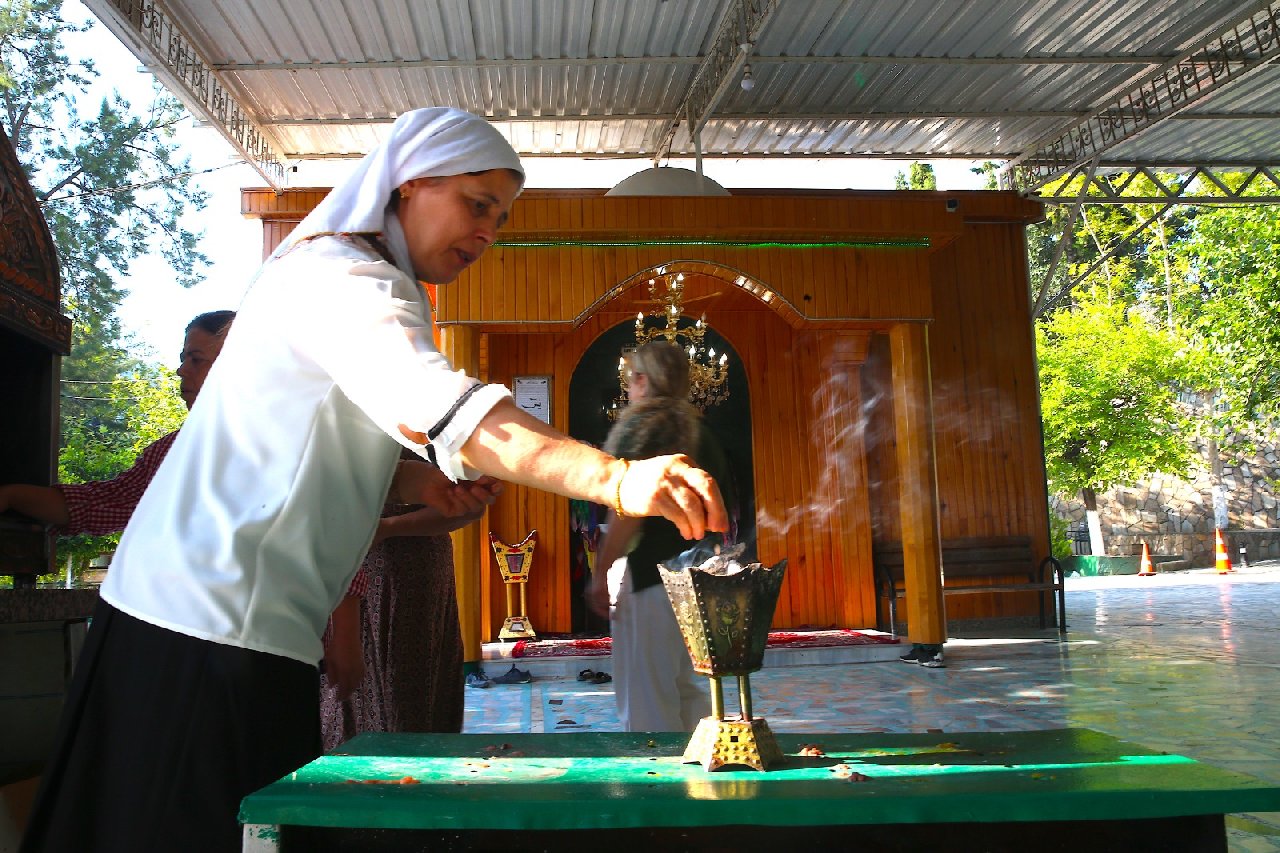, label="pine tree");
[1,0,206,576]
